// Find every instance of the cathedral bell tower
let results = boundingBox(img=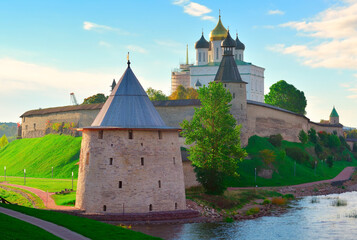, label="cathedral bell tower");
[214,30,248,134]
